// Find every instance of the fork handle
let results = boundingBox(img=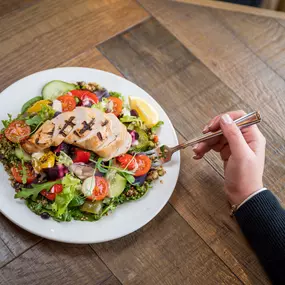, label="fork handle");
[171,111,261,153]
